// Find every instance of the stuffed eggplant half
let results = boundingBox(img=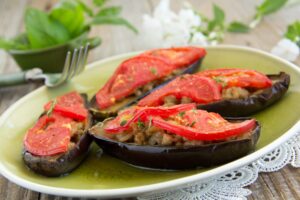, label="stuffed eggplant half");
[90,47,206,121]
[23,92,92,177]
[138,69,290,117]
[89,104,260,170]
